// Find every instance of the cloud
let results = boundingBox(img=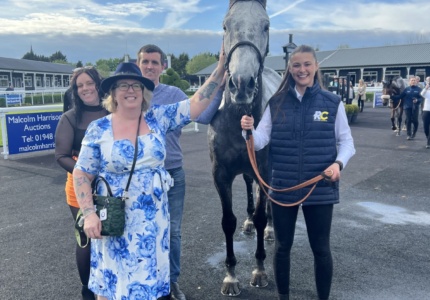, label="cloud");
[0,0,429,65]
